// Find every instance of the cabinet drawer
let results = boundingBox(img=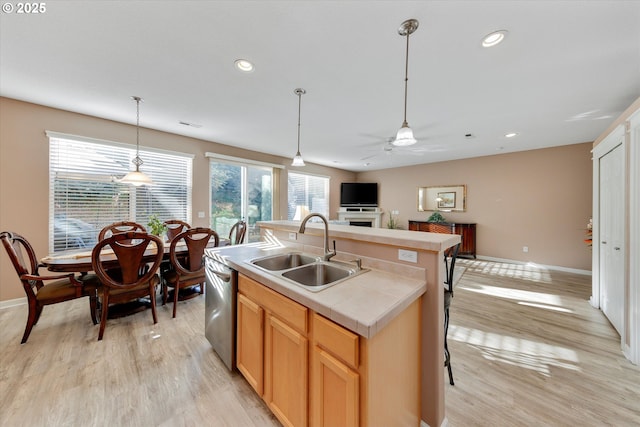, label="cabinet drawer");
[312,312,359,369]
[239,274,308,334]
